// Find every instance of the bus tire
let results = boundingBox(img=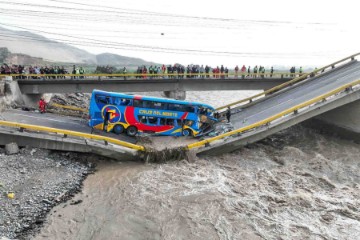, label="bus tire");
[182,129,192,137]
[113,124,124,134]
[126,126,138,136]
